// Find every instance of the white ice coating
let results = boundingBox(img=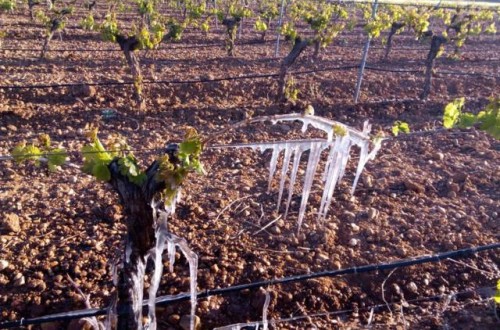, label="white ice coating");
[131,257,147,327]
[216,114,383,231]
[108,198,198,330]
[262,290,271,330]
[296,142,327,232]
[145,207,199,330]
[276,143,292,212]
